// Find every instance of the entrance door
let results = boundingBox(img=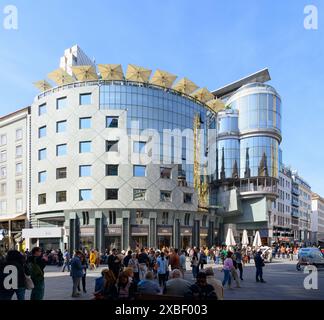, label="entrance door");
[104,236,121,252]
[158,236,171,249]
[181,236,191,250]
[132,236,148,249]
